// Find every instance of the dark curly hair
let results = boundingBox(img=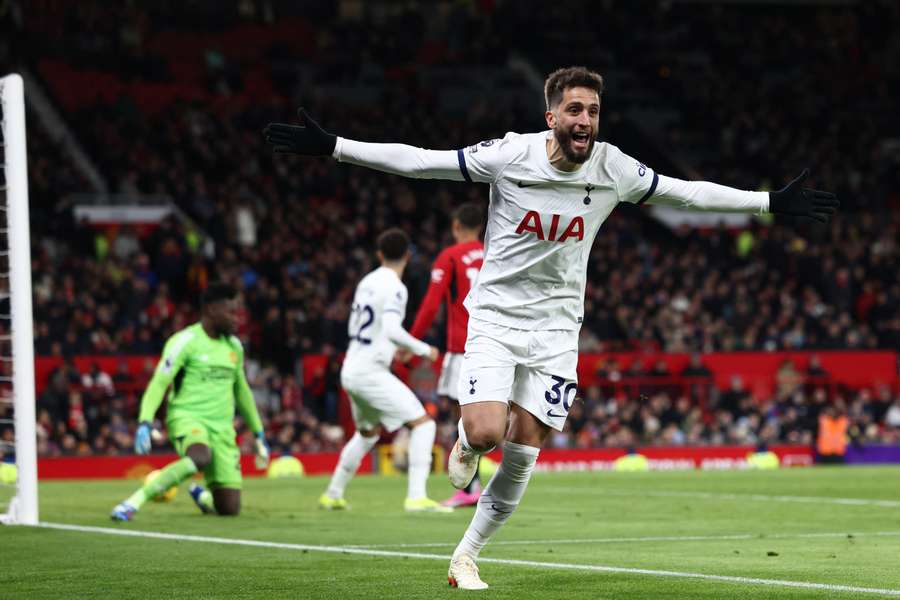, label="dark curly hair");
[377,228,410,261]
[544,66,604,110]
